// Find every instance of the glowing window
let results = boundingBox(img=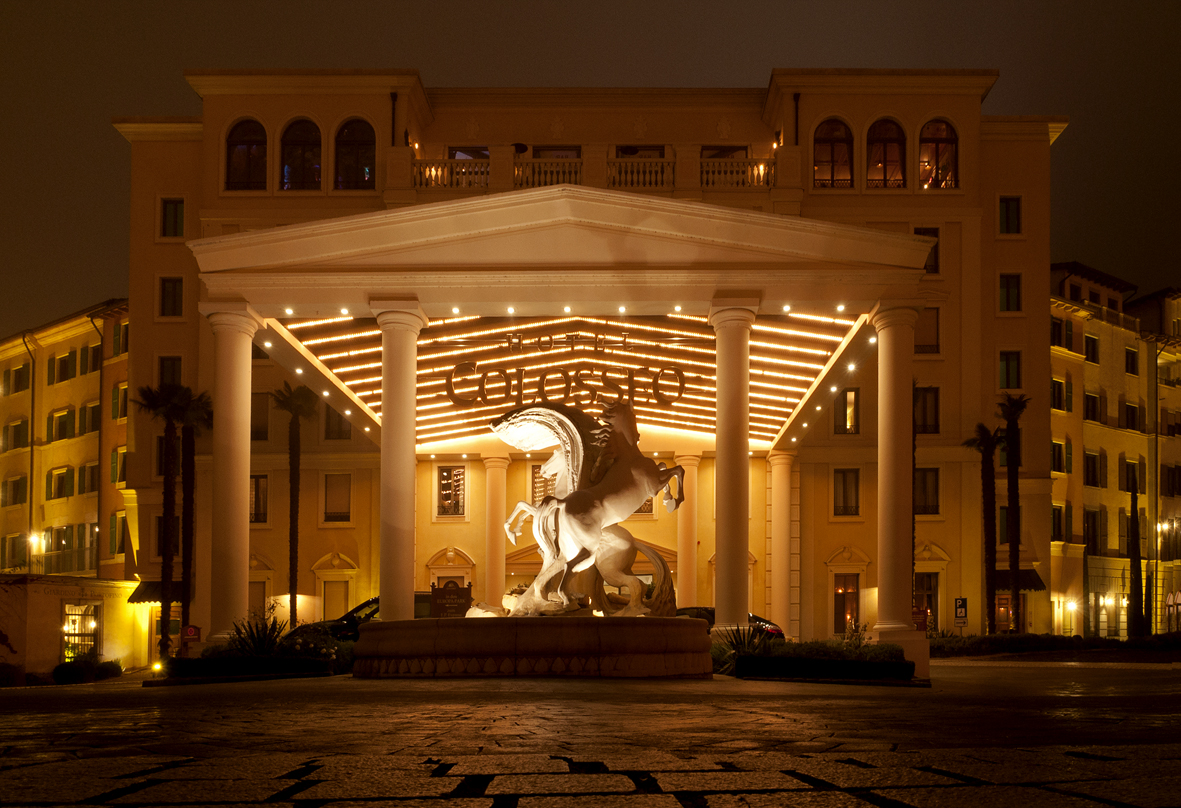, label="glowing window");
[918,120,958,189]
